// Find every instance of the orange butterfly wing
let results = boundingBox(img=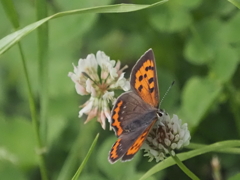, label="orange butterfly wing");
[121,120,156,161]
[109,49,160,163]
[130,49,159,108]
[109,92,157,163]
